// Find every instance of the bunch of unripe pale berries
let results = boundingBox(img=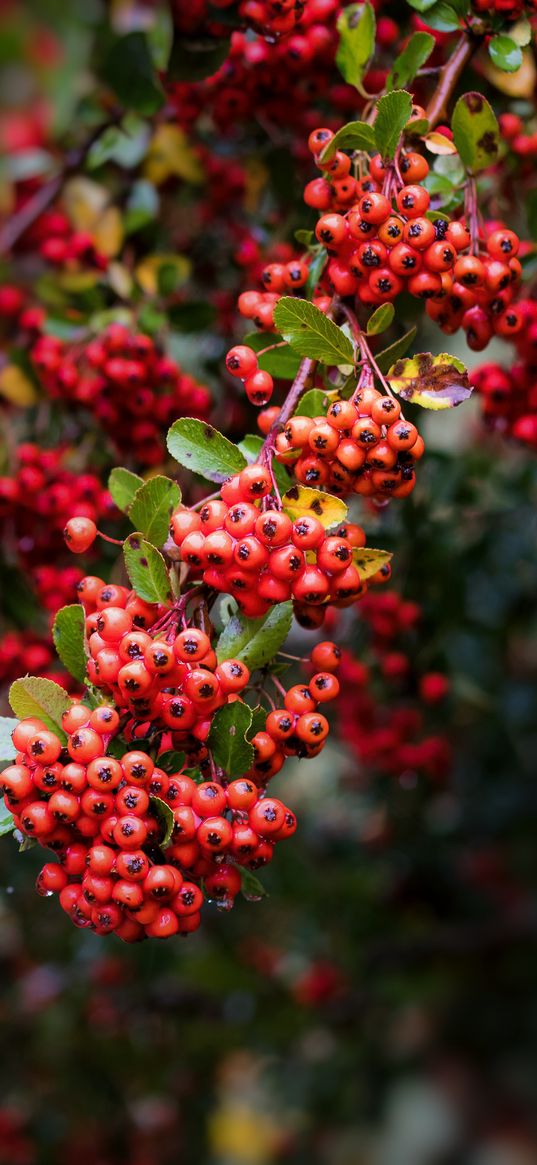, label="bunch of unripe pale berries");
[227,128,525,357]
